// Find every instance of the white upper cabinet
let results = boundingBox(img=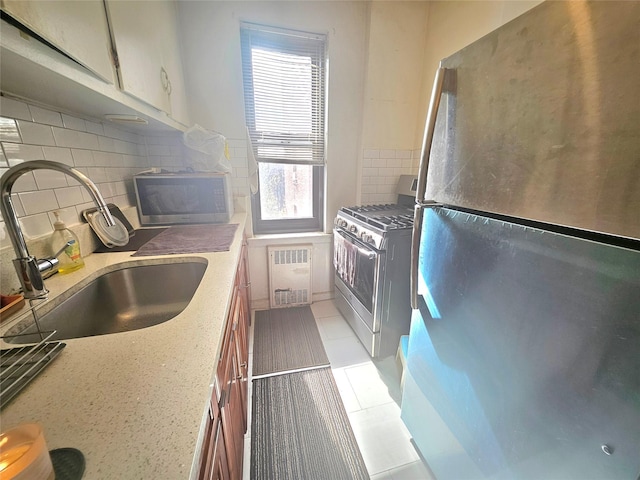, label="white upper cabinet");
[0,0,116,84]
[105,0,190,125]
